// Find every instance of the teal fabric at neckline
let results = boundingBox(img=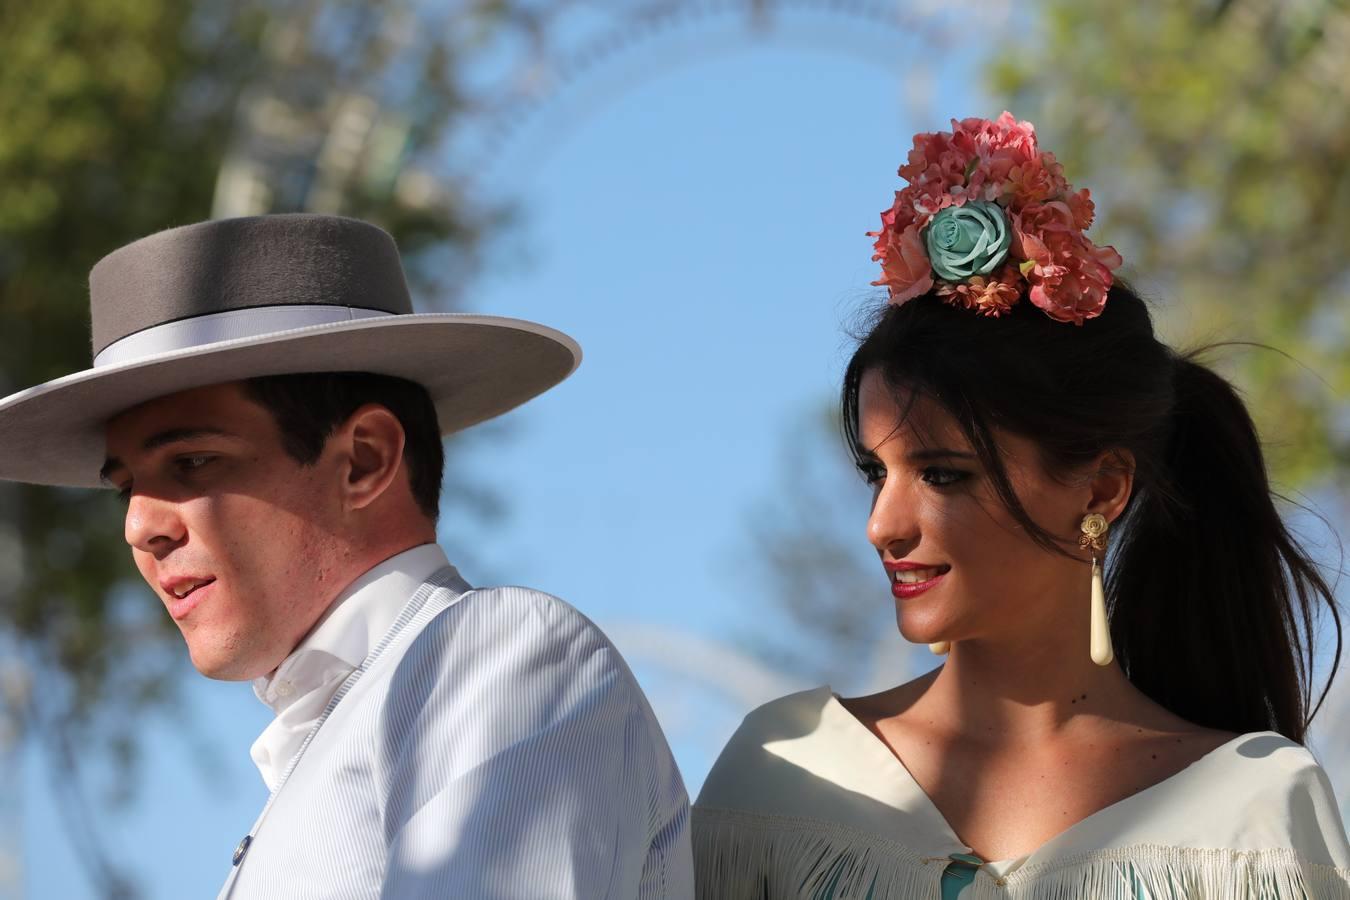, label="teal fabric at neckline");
[939,855,1151,899]
[940,854,981,899]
